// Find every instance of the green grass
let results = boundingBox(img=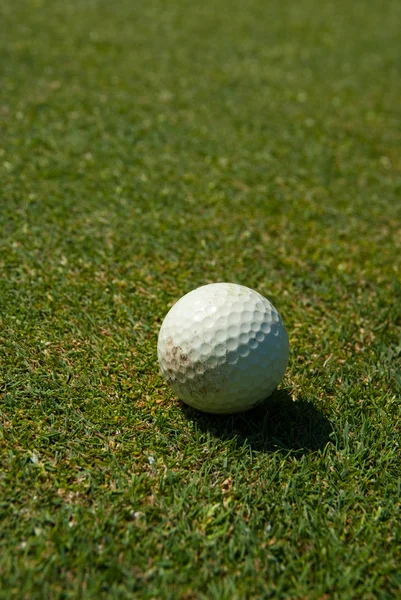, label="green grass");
[1,0,401,597]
